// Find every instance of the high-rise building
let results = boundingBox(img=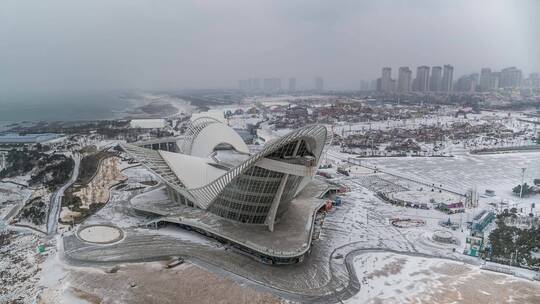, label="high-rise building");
[370,79,377,91]
[415,66,430,92]
[397,67,412,92]
[288,77,296,92]
[441,65,454,92]
[239,79,251,91]
[262,78,282,92]
[263,78,273,92]
[274,78,282,91]
[390,79,396,92]
[429,66,442,92]
[455,74,478,92]
[479,68,492,91]
[376,78,382,92]
[527,73,540,88]
[360,80,370,91]
[252,78,261,91]
[491,72,500,90]
[315,77,324,91]
[381,67,393,92]
[500,67,522,88]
